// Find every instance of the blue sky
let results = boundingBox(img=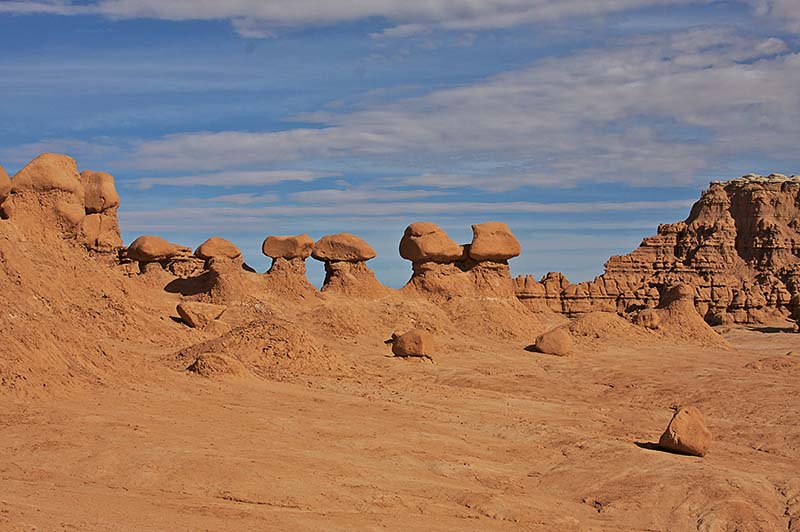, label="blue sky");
[1,0,798,287]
